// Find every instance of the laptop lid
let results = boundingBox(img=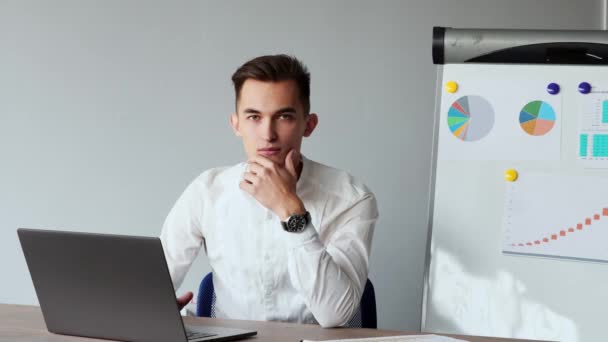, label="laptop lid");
[18,228,255,342]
